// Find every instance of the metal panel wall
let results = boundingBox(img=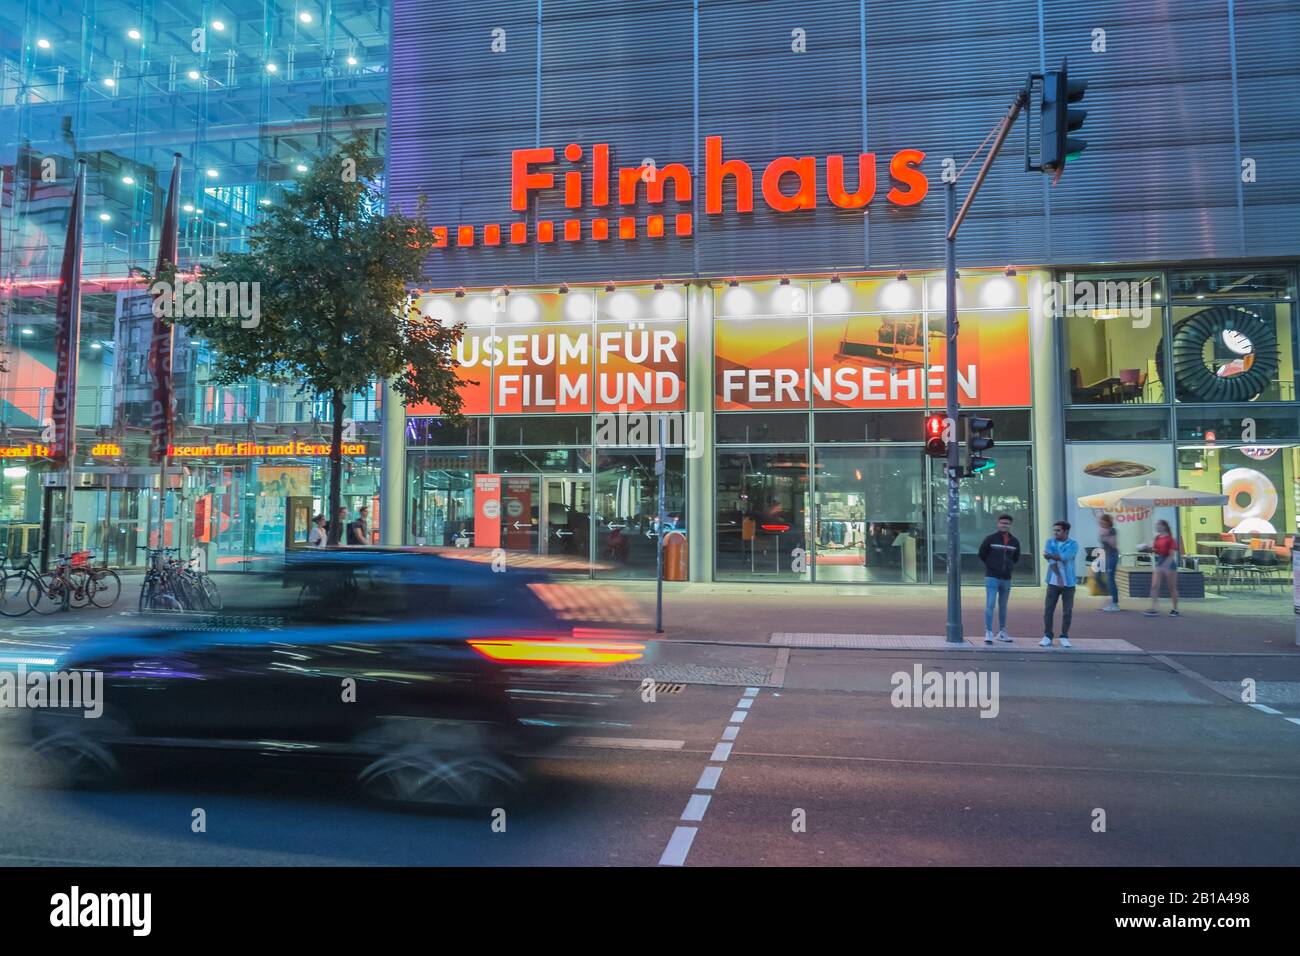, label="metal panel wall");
[388,0,1300,286]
